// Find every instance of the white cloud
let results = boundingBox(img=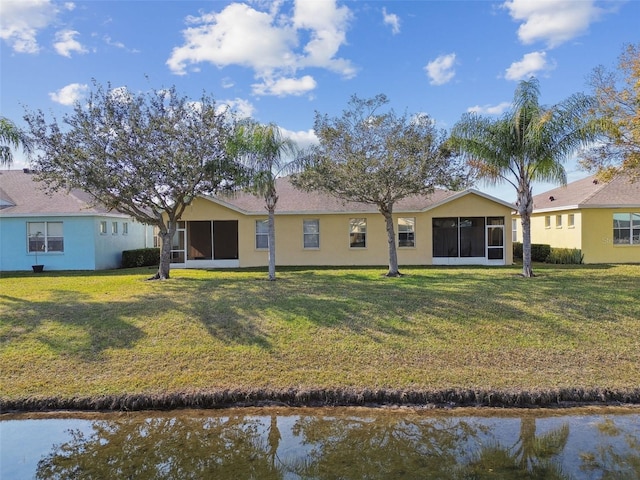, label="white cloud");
[425,53,457,86]
[103,35,140,53]
[252,75,317,97]
[218,98,256,119]
[279,127,319,150]
[53,29,87,57]
[0,0,58,54]
[504,51,554,80]
[382,7,400,35]
[292,0,355,76]
[467,102,512,115]
[48,83,88,105]
[503,0,603,48]
[167,1,354,97]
